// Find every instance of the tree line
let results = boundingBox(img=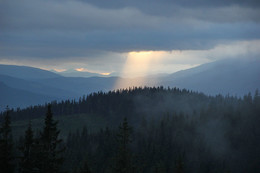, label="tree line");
[0,104,145,173]
[0,87,259,172]
[0,105,64,173]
